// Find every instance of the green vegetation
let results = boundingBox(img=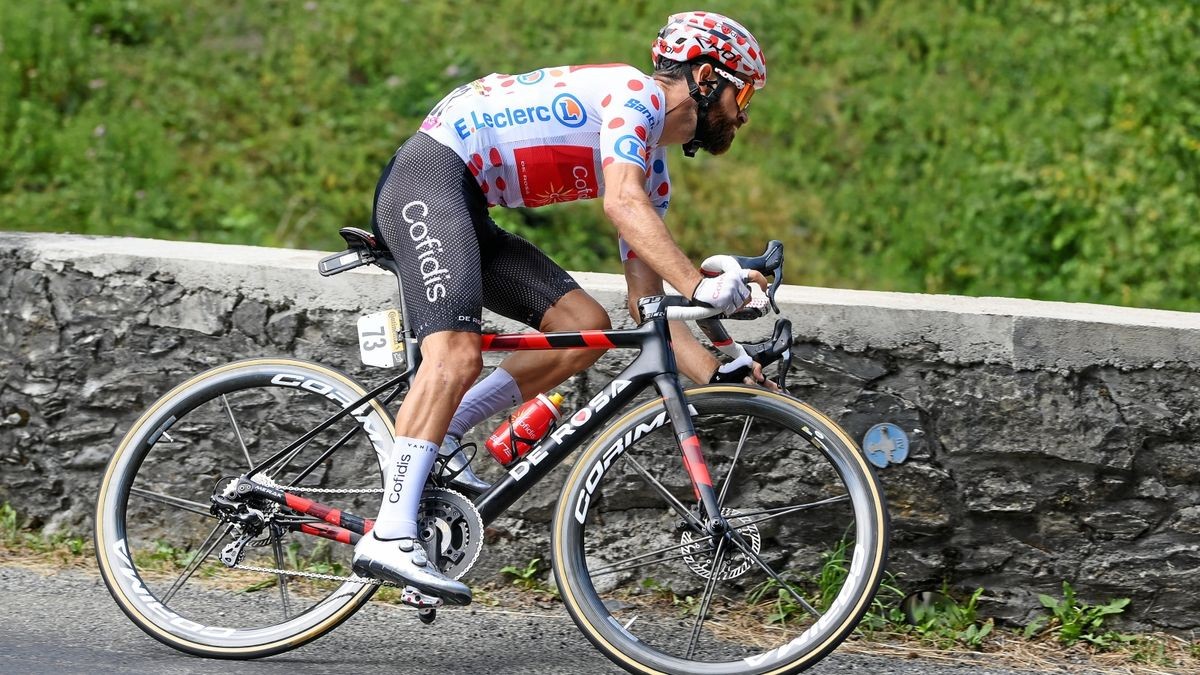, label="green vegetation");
[903,587,994,648]
[0,502,91,562]
[1024,580,1133,648]
[499,556,557,596]
[2,1,1197,309]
